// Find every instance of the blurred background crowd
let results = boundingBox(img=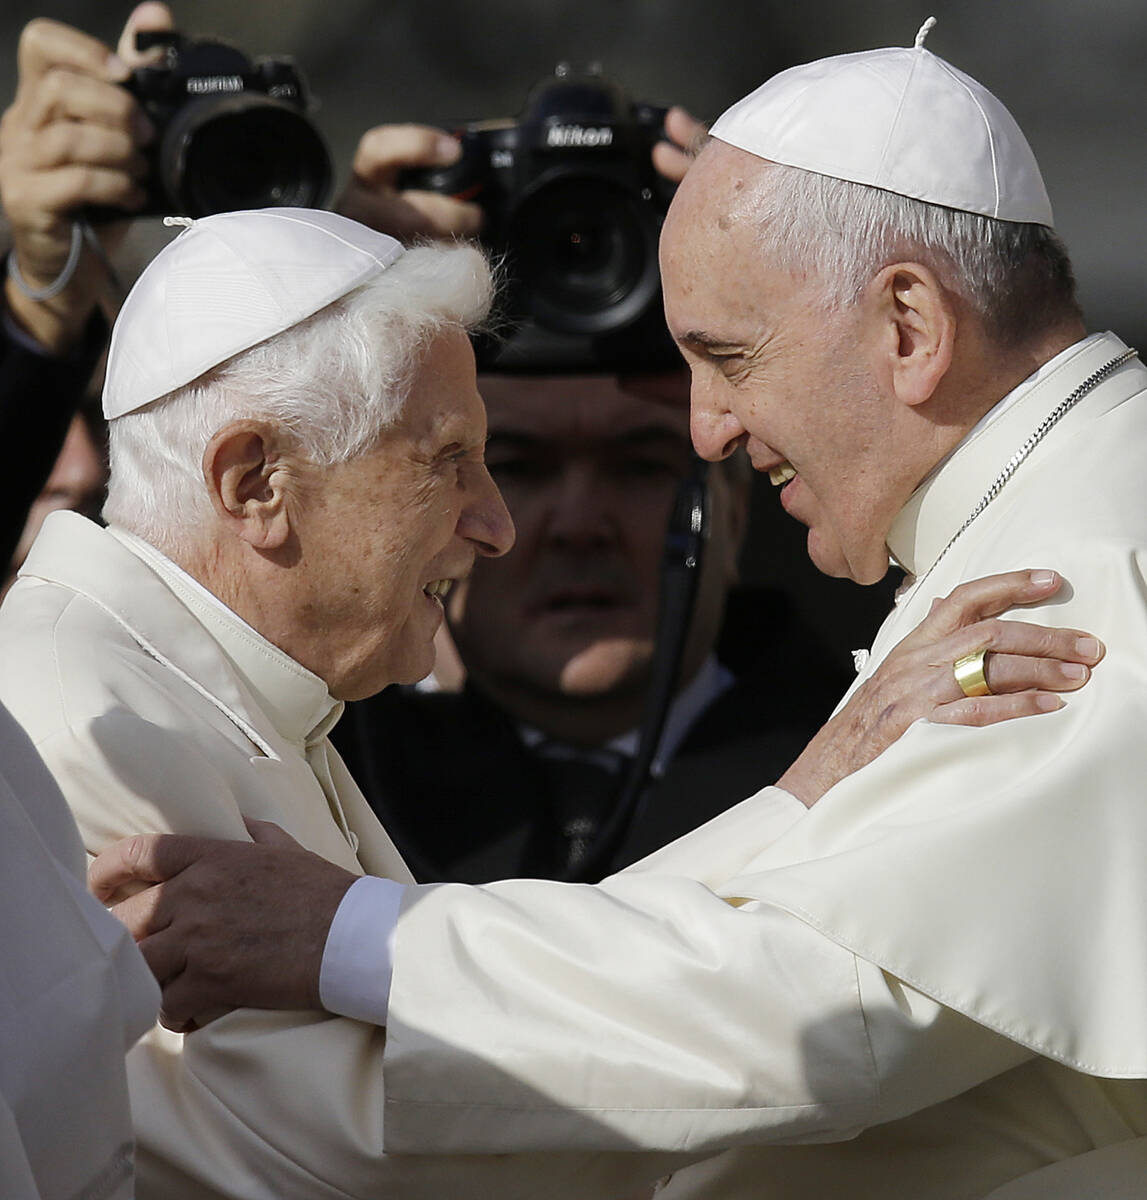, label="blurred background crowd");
[2,0,1143,659]
[2,0,1141,341]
